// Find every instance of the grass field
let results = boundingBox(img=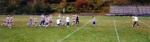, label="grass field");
[0,15,150,42]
